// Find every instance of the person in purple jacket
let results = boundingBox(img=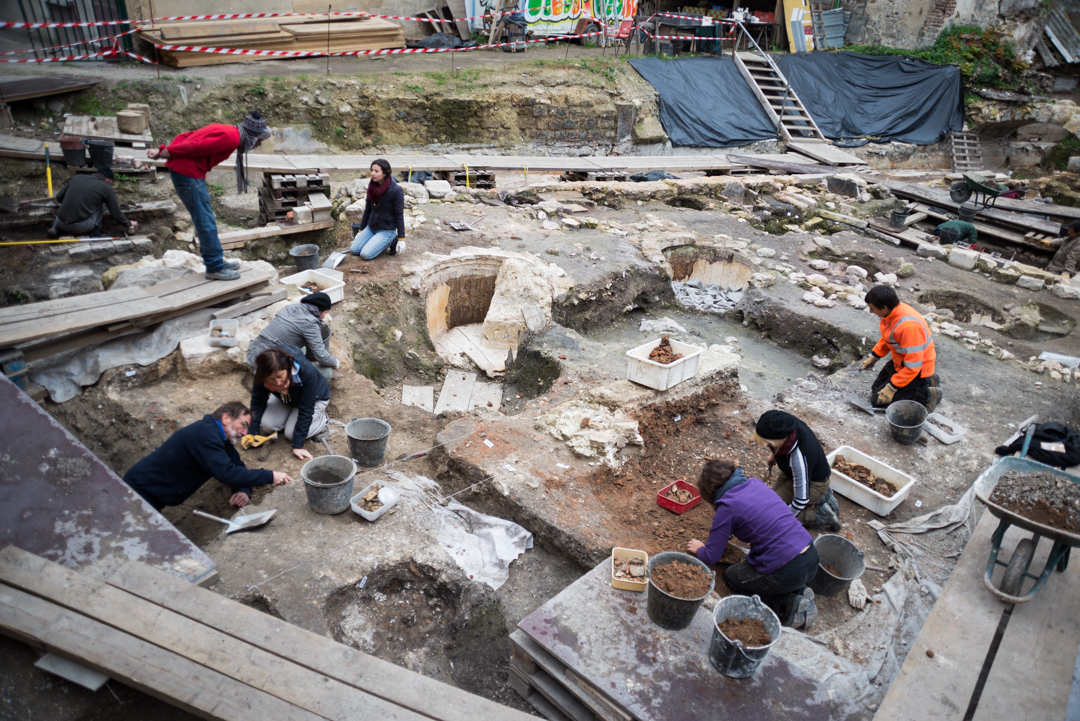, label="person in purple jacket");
[686,459,819,630]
